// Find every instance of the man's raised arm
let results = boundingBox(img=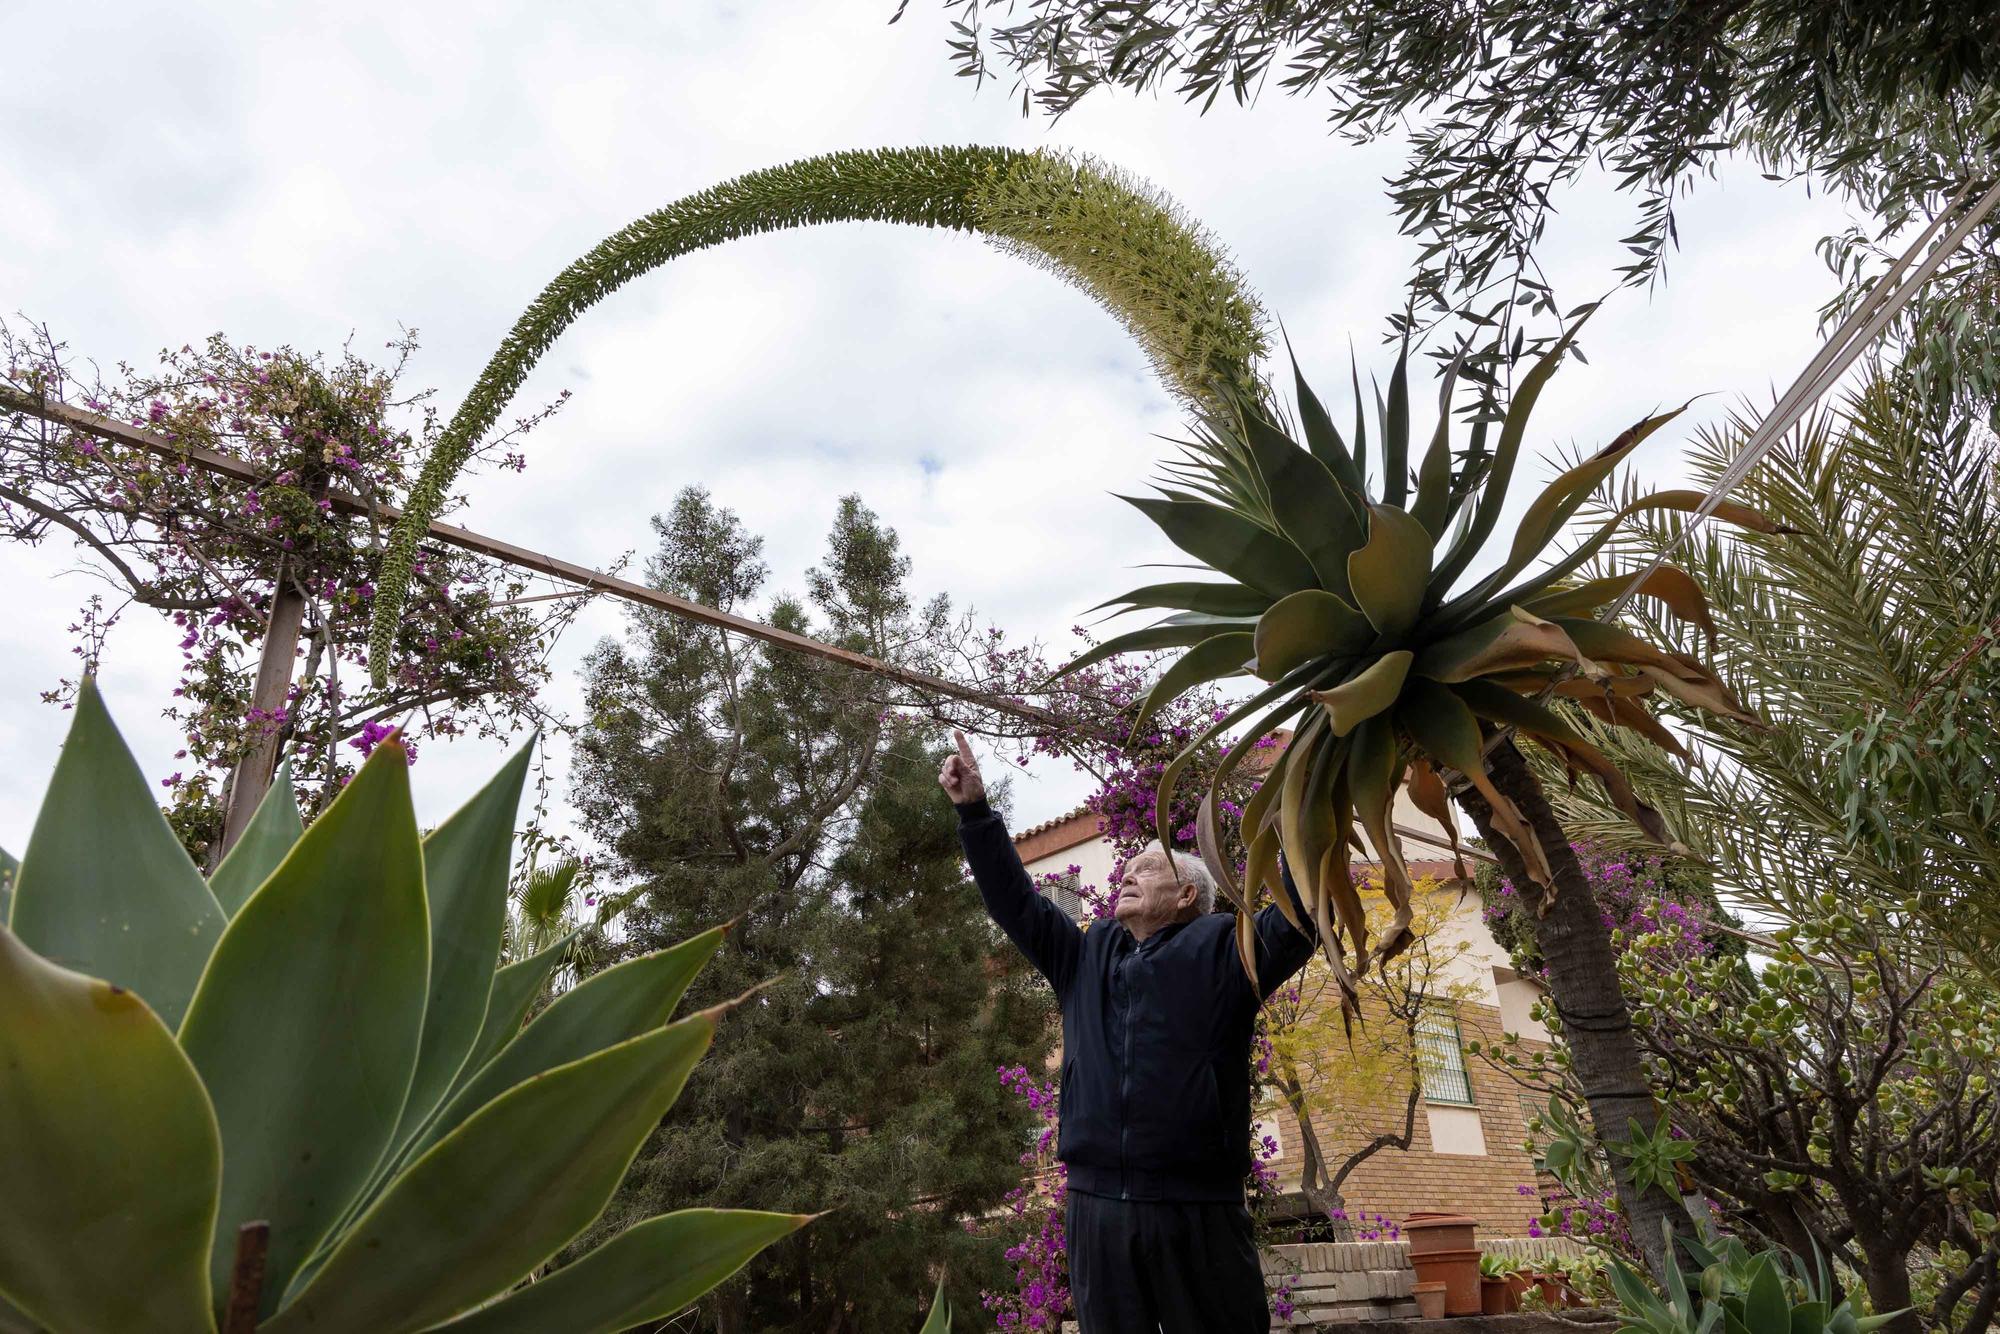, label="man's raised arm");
[940,730,1082,998]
